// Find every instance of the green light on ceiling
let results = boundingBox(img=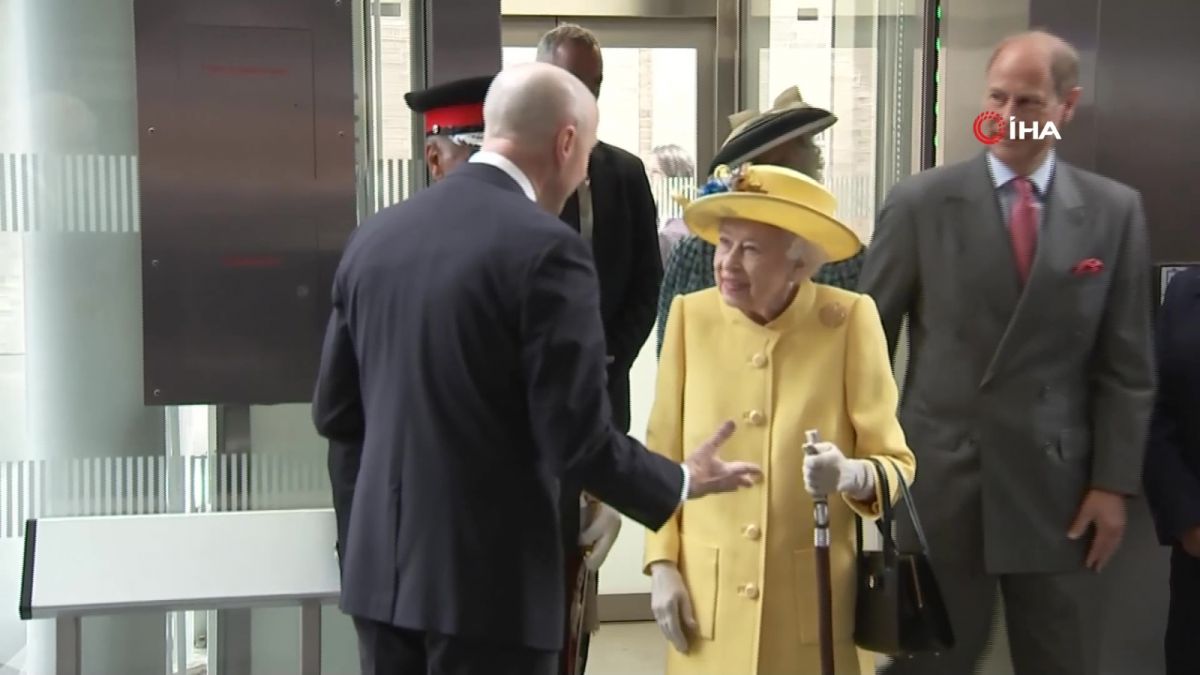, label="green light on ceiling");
[936,37,941,51]
[934,102,939,116]
[937,5,942,20]
[933,134,939,148]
